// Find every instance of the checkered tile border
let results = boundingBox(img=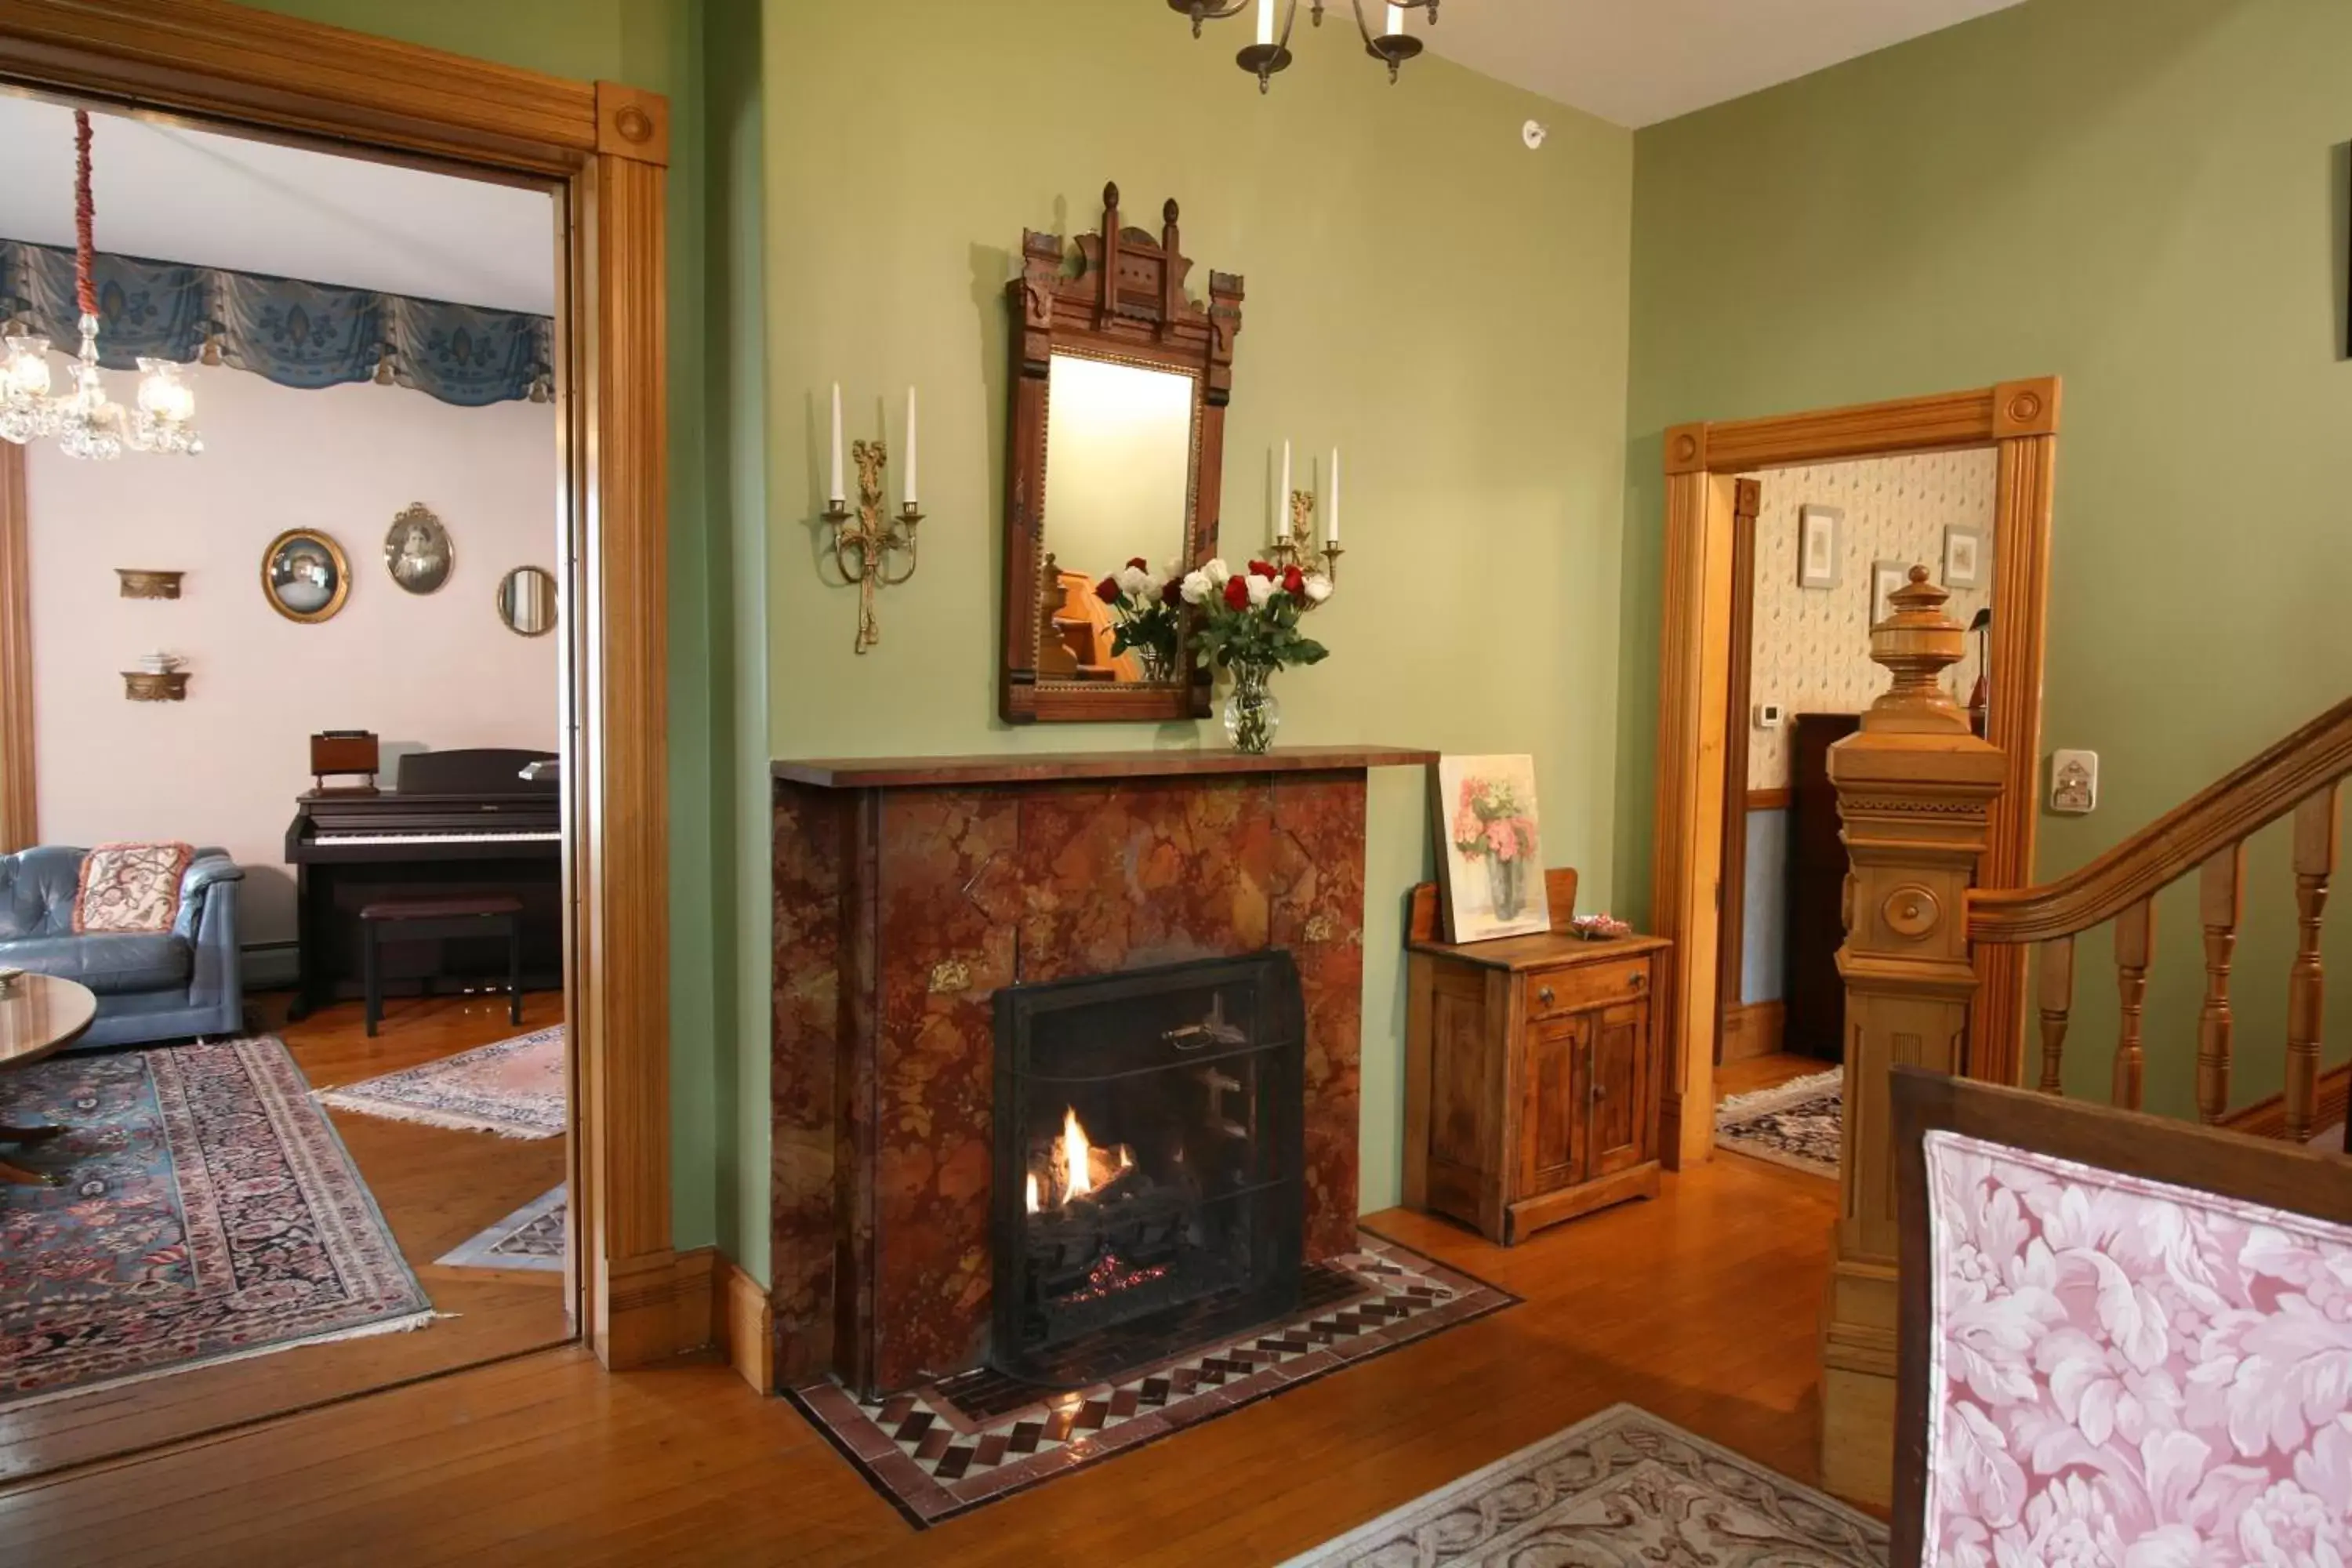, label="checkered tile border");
[786,1230,1518,1528]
